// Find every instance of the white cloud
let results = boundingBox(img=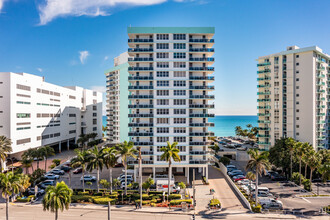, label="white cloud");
[90,85,106,93]
[37,67,43,72]
[79,51,89,64]
[104,56,109,61]
[38,0,167,25]
[0,0,5,12]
